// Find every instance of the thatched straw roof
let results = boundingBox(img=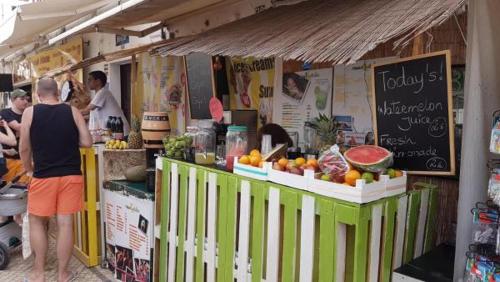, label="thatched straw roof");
[152,0,465,64]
